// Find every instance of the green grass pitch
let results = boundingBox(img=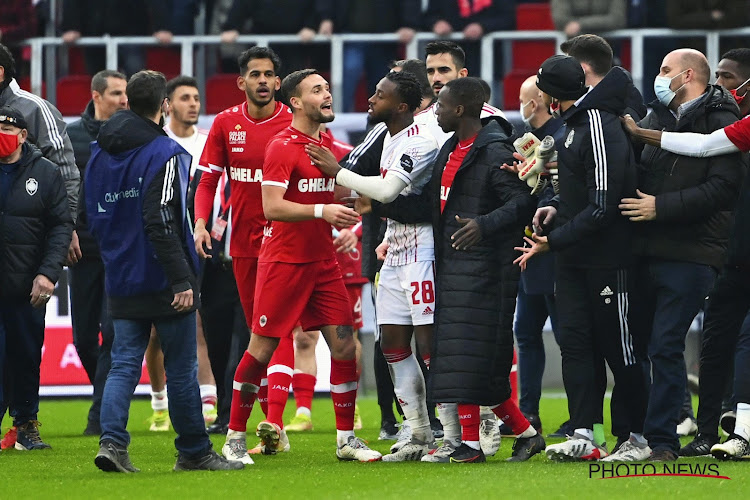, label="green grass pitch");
[0,395,745,499]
